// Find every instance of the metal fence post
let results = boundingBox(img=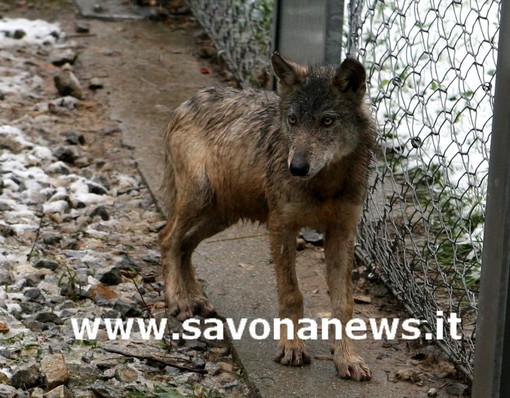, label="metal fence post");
[272,0,344,66]
[472,0,510,396]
